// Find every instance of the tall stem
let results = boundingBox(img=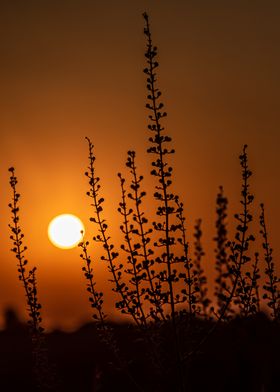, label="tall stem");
[143,12,185,392]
